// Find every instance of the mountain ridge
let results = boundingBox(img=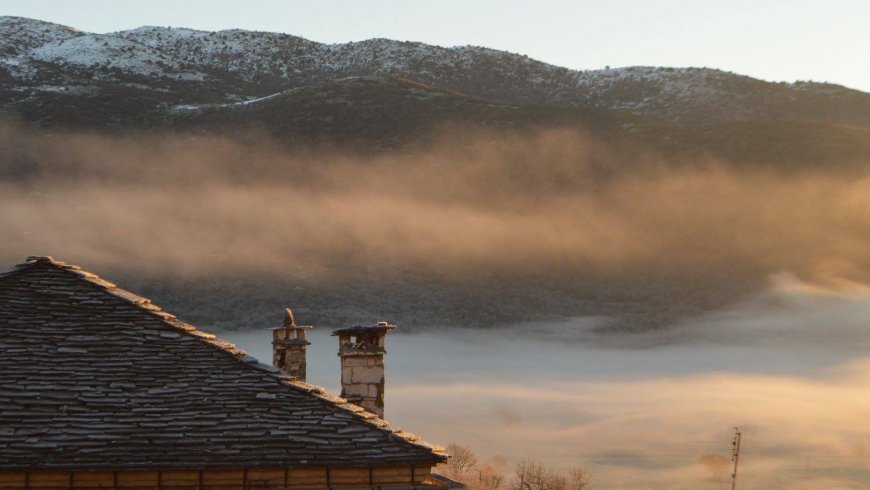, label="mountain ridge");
[4,15,870,131]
